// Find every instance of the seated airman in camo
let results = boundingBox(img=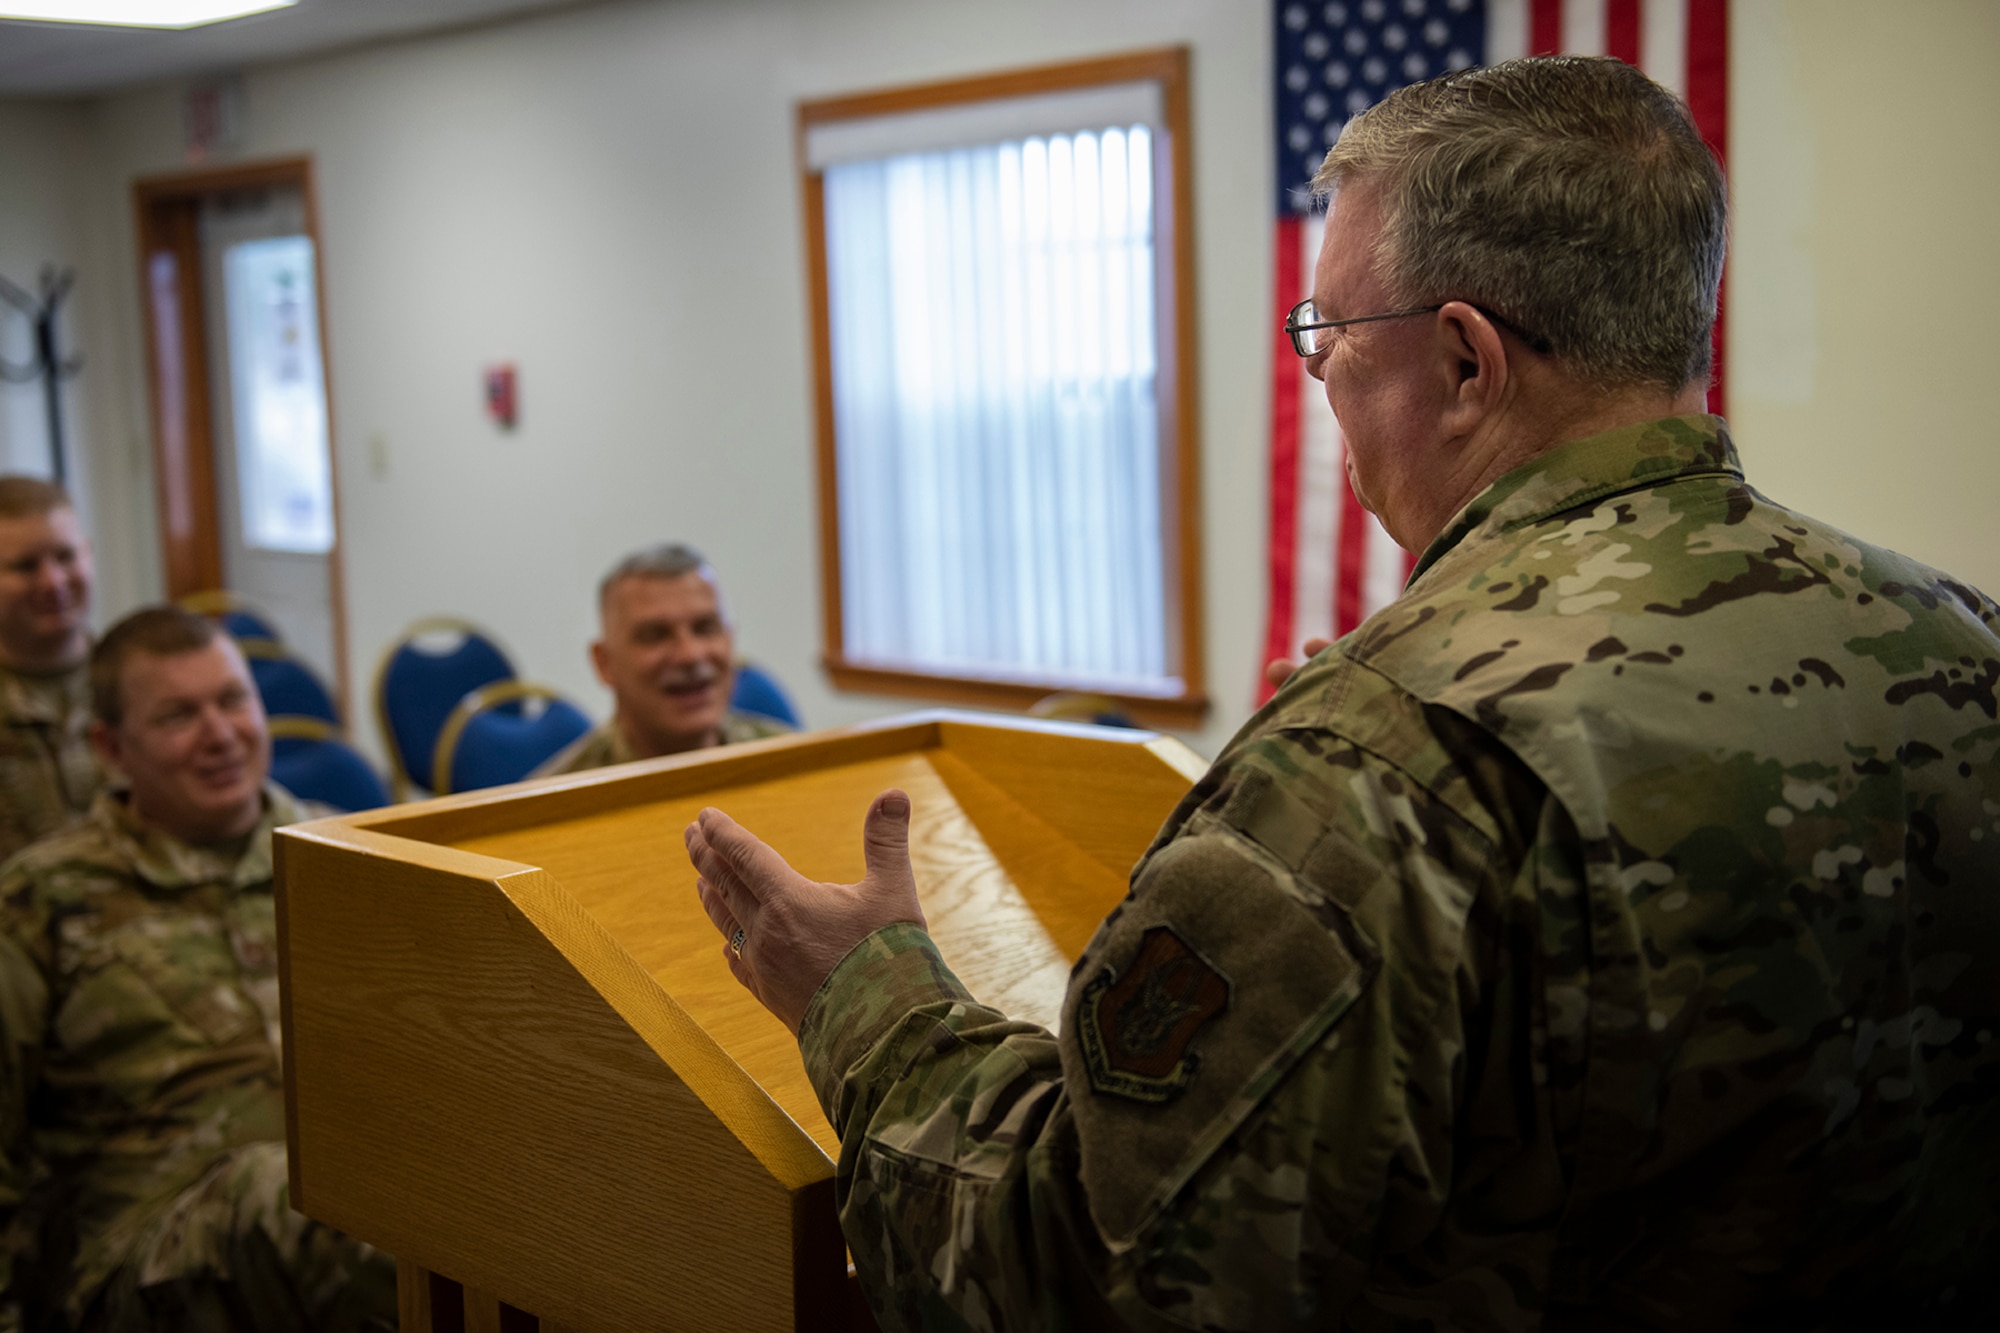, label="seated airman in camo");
[0,607,395,1332]
[535,542,790,775]
[0,475,100,866]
